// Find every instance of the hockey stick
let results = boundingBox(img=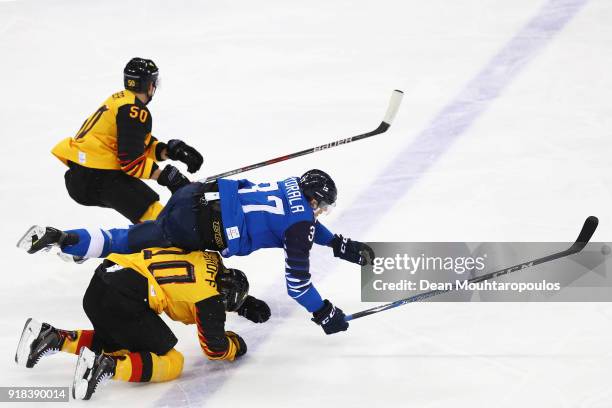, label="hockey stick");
[345,216,599,322]
[201,90,404,182]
